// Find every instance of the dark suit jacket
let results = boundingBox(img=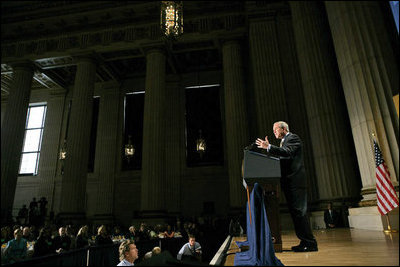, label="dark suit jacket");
[268,132,307,188]
[324,209,339,227]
